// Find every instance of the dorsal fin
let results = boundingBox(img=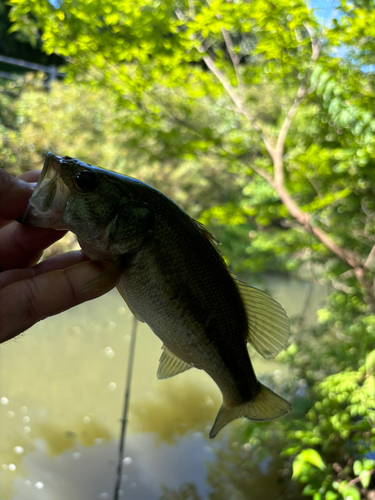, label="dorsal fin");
[235,278,290,359]
[194,220,222,253]
[157,345,193,379]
